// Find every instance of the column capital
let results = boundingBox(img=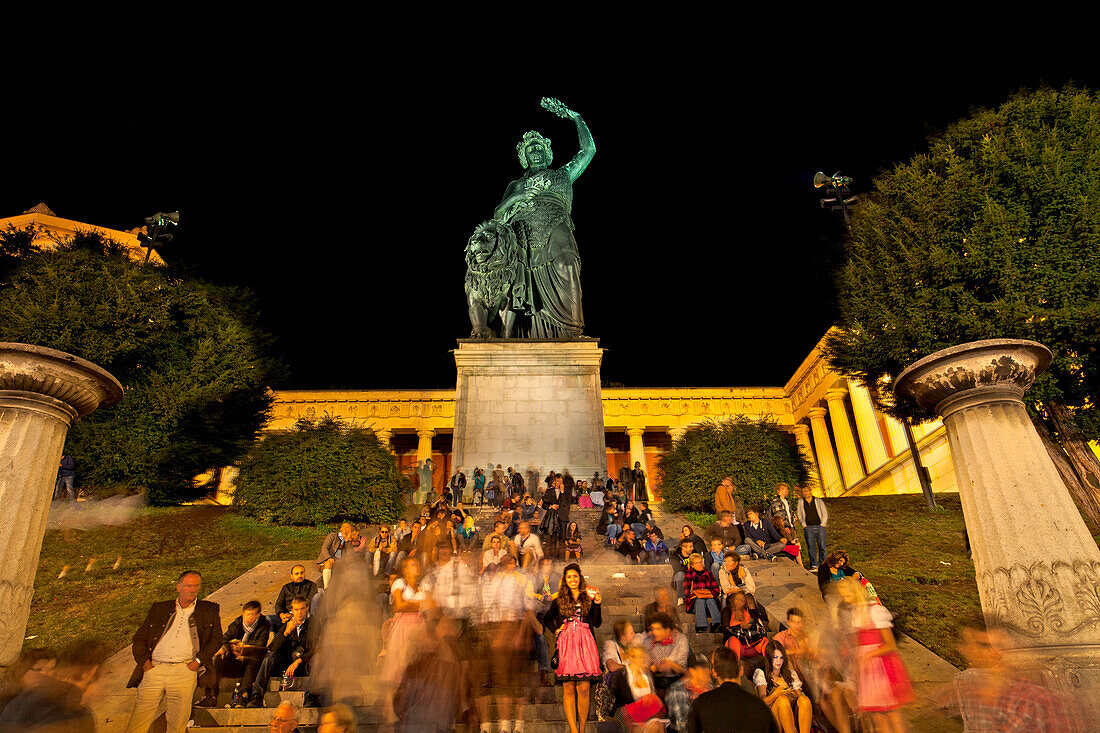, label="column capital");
[791,423,810,437]
[807,406,828,420]
[668,426,687,438]
[824,387,849,402]
[416,428,437,439]
[625,427,645,438]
